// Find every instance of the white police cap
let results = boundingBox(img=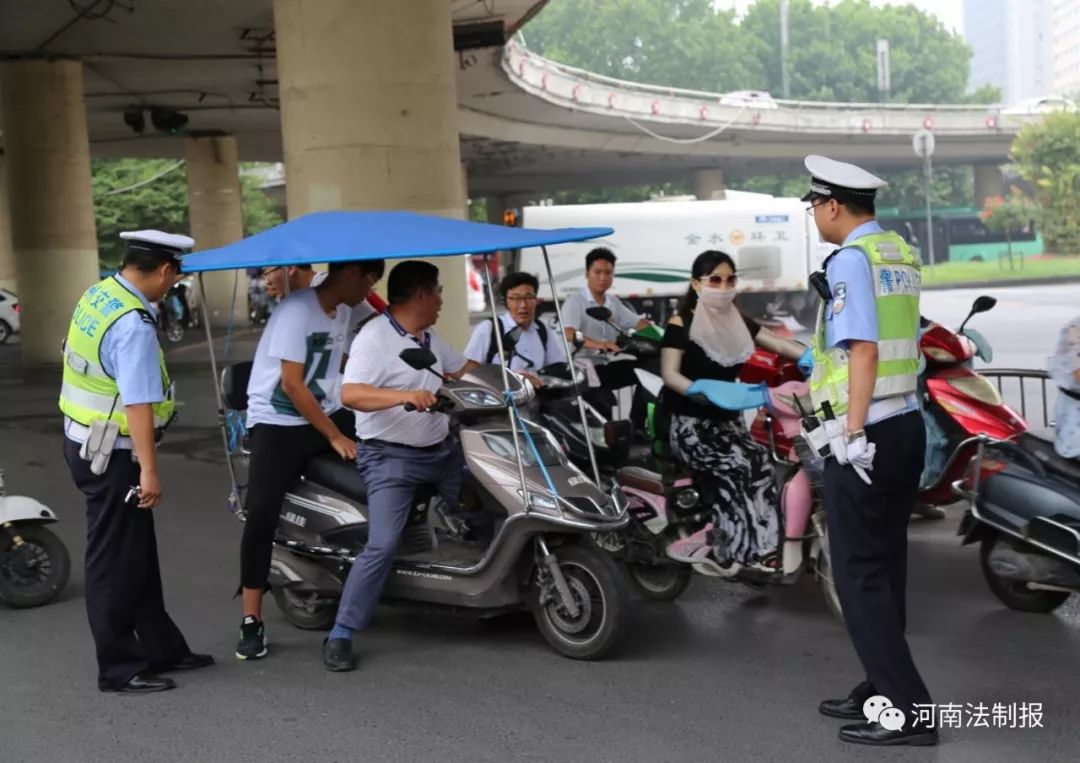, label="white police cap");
[801,154,887,204]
